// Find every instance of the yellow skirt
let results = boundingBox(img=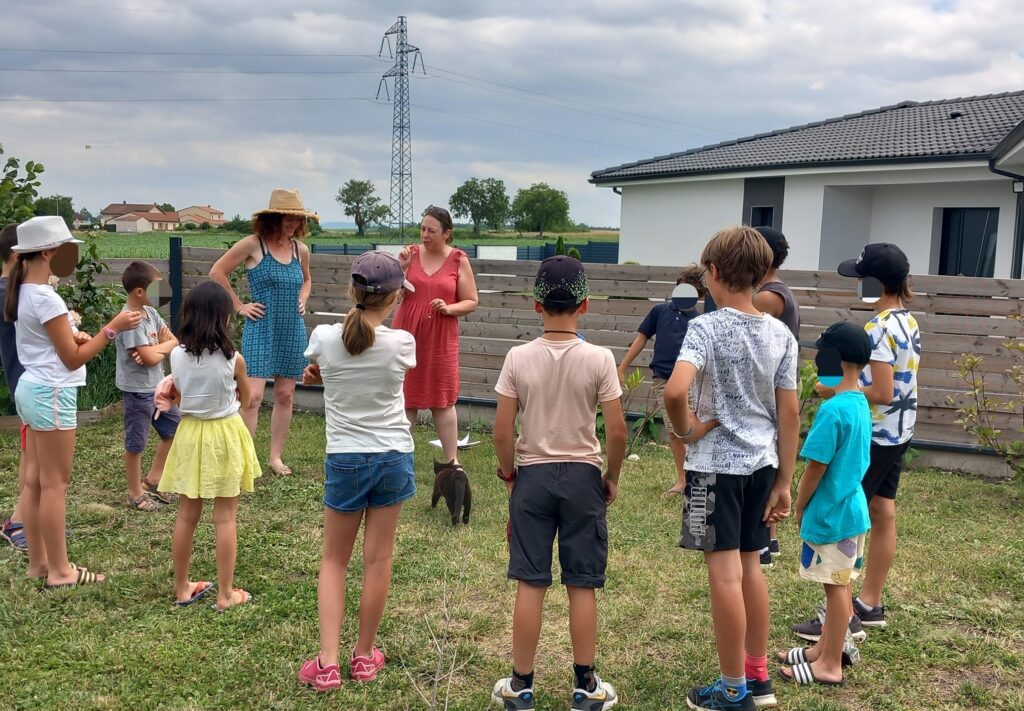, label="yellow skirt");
[158,414,261,499]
